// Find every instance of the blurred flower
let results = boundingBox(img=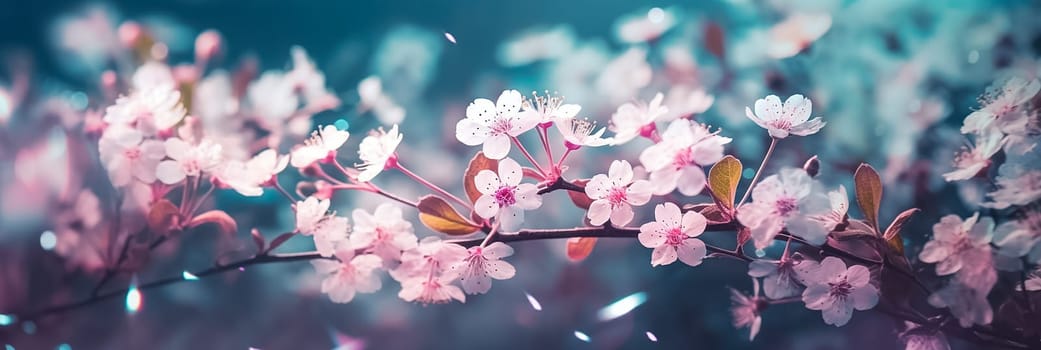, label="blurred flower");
[556,117,612,149]
[919,213,994,276]
[399,274,465,304]
[98,125,165,187]
[928,277,993,327]
[766,13,832,59]
[737,168,835,249]
[455,90,538,160]
[899,322,951,350]
[104,87,187,135]
[216,149,289,196]
[131,61,175,91]
[730,279,765,341]
[356,125,403,182]
[585,160,653,226]
[311,248,383,303]
[993,210,1041,264]
[663,86,714,120]
[314,216,350,258]
[473,158,542,232]
[451,242,516,294]
[985,161,1041,209]
[247,72,298,125]
[596,48,652,104]
[357,76,405,125]
[806,185,849,231]
[393,237,469,304]
[497,25,576,66]
[610,92,668,144]
[800,257,879,327]
[295,196,331,235]
[639,119,731,196]
[744,94,824,139]
[961,76,1040,134]
[291,125,351,168]
[638,202,708,267]
[748,253,814,299]
[615,7,676,44]
[351,203,417,265]
[155,138,223,185]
